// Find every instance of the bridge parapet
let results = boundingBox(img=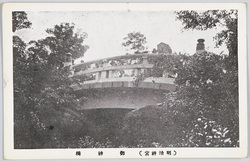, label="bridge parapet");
[71,53,176,91]
[71,77,175,91]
